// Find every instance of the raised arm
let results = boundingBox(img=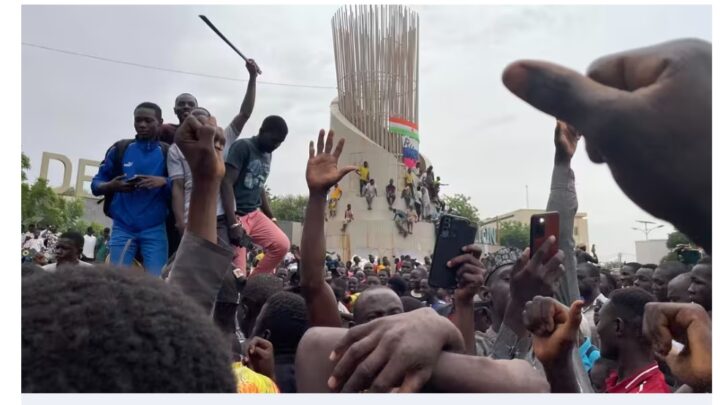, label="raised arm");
[446,244,485,355]
[167,113,234,313]
[301,129,356,327]
[546,120,580,305]
[228,59,258,136]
